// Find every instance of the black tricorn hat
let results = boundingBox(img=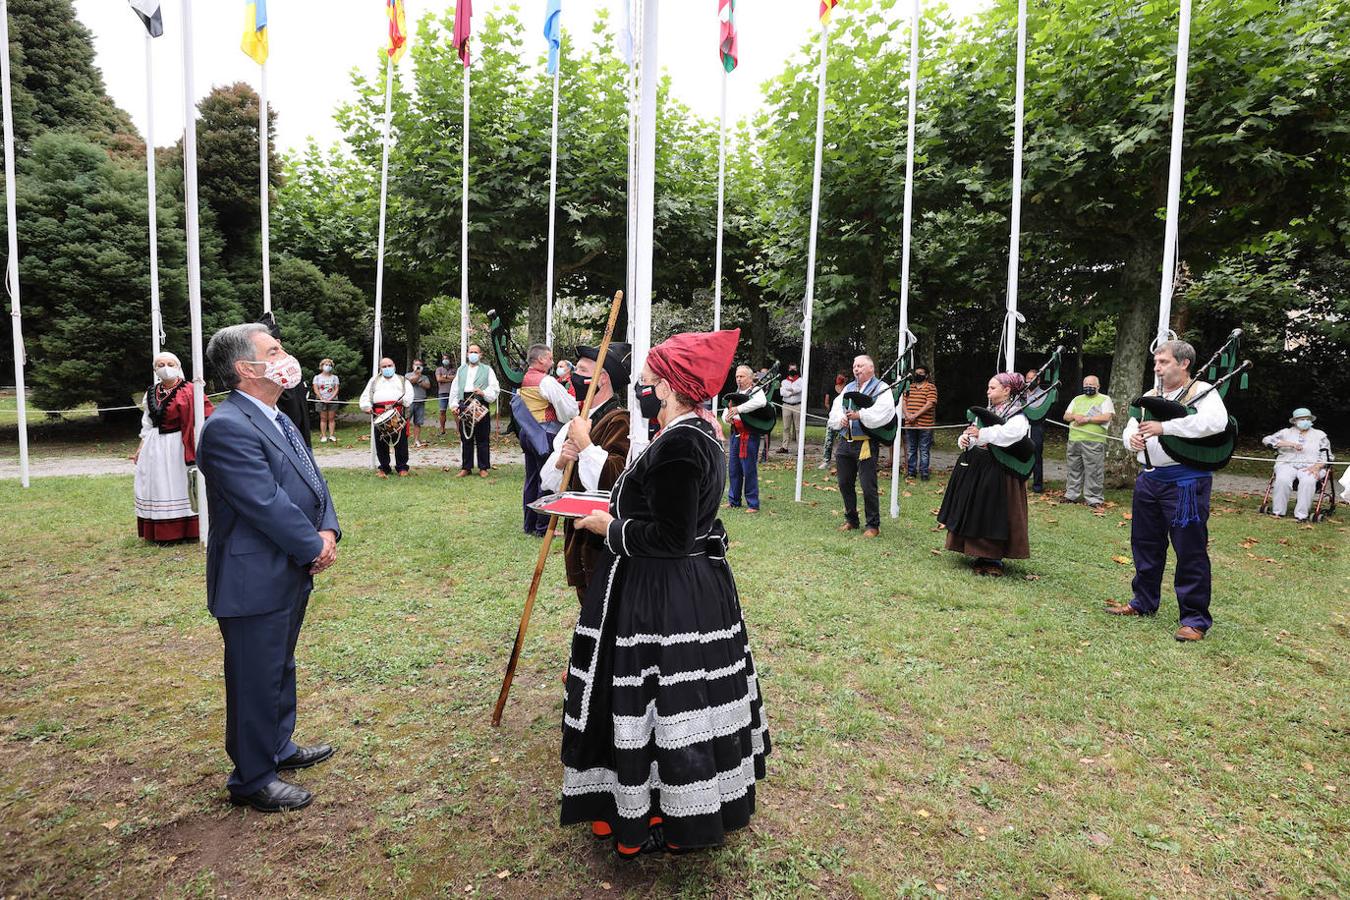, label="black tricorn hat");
[576,342,632,389]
